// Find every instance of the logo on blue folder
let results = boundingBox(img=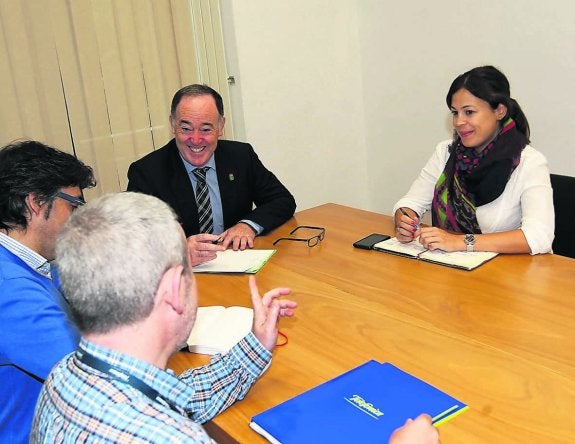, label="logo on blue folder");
[344,394,384,419]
